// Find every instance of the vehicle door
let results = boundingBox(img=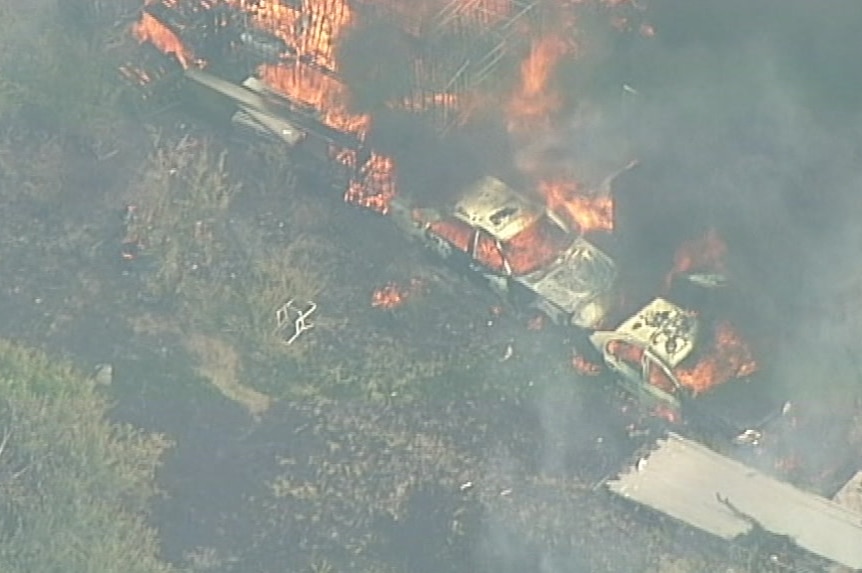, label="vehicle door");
[642,353,682,412]
[471,229,511,296]
[426,217,475,270]
[602,338,647,399]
